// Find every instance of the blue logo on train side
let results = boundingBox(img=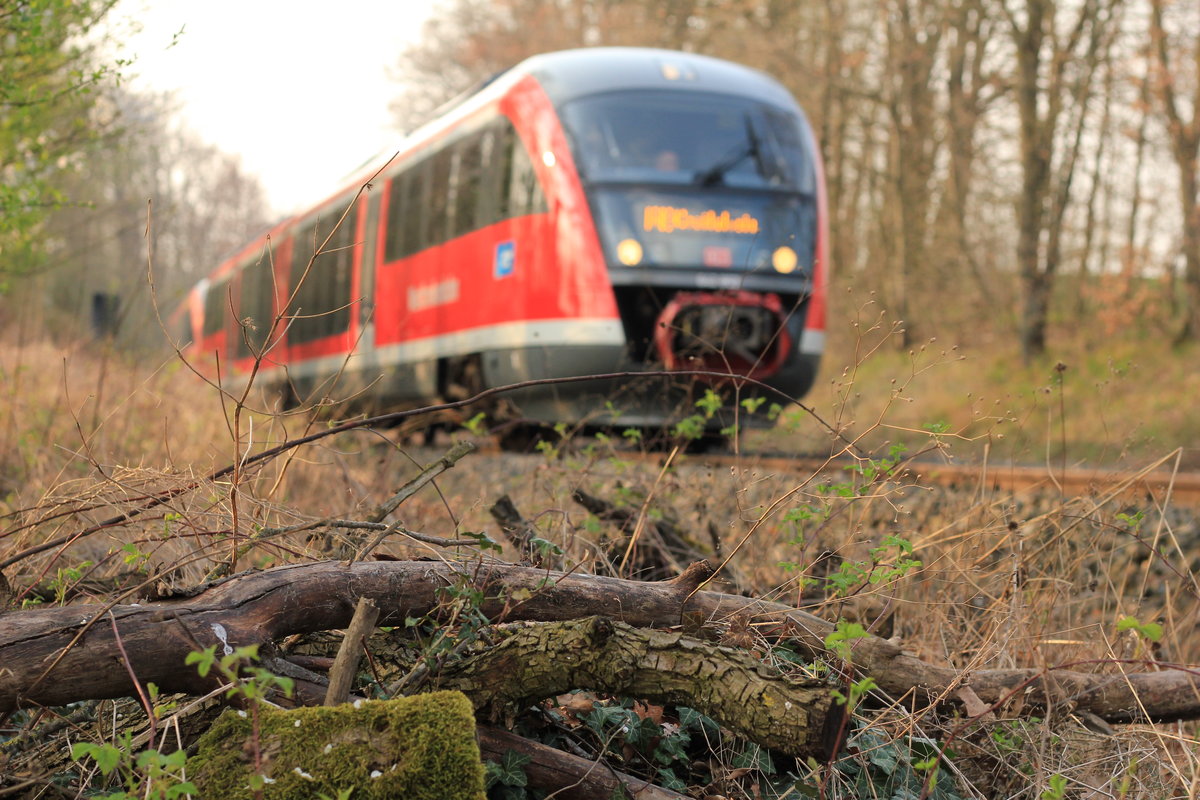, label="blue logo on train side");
[494,240,516,279]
